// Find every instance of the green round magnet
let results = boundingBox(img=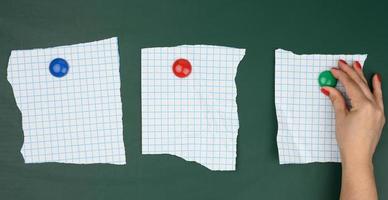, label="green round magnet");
[318,70,337,87]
